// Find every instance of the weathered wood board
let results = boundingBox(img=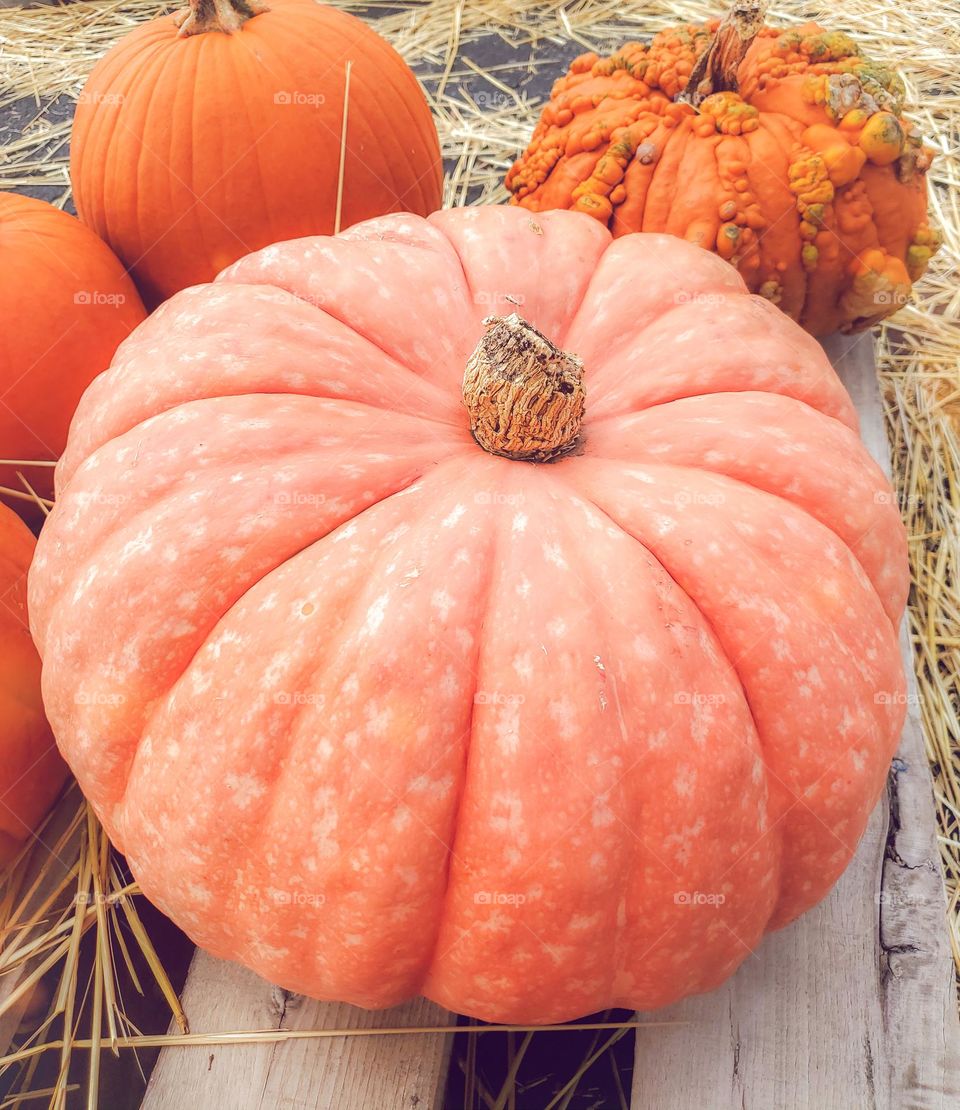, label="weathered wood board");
[142,954,453,1110]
